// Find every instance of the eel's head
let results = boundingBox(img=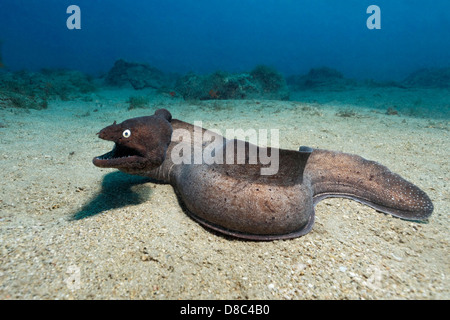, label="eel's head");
[93,109,173,172]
